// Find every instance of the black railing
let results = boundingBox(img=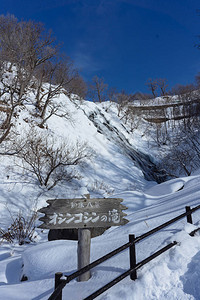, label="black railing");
[84,241,178,300]
[48,204,200,300]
